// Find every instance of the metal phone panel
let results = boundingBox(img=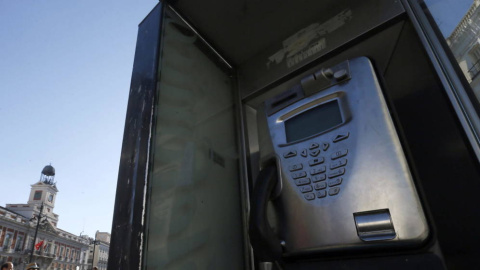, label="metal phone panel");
[259,57,428,255]
[238,0,404,99]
